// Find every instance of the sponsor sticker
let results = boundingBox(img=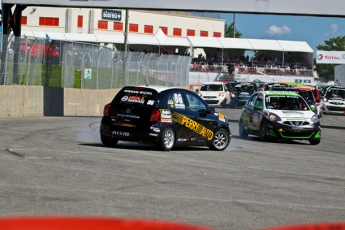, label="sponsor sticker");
[113,123,136,128]
[149,133,159,137]
[128,96,145,104]
[160,109,172,123]
[124,89,152,95]
[172,112,214,140]
[116,114,140,119]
